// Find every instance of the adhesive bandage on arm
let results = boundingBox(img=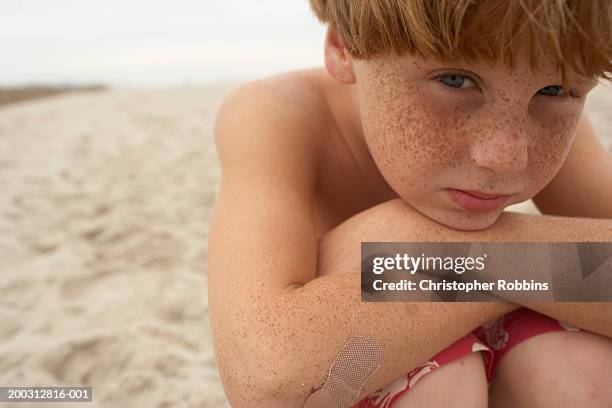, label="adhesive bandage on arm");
[305,336,384,408]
